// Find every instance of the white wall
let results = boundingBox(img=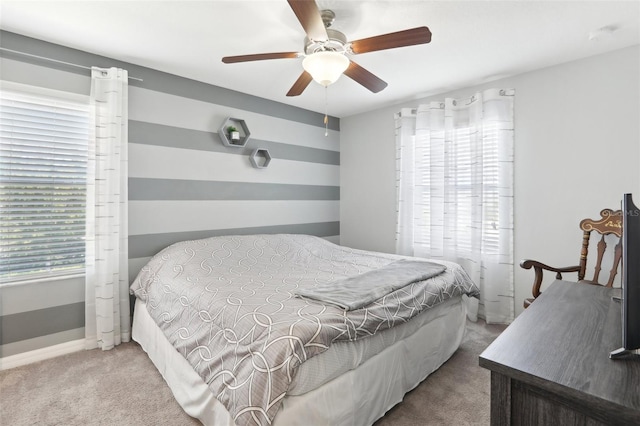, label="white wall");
[340,45,640,317]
